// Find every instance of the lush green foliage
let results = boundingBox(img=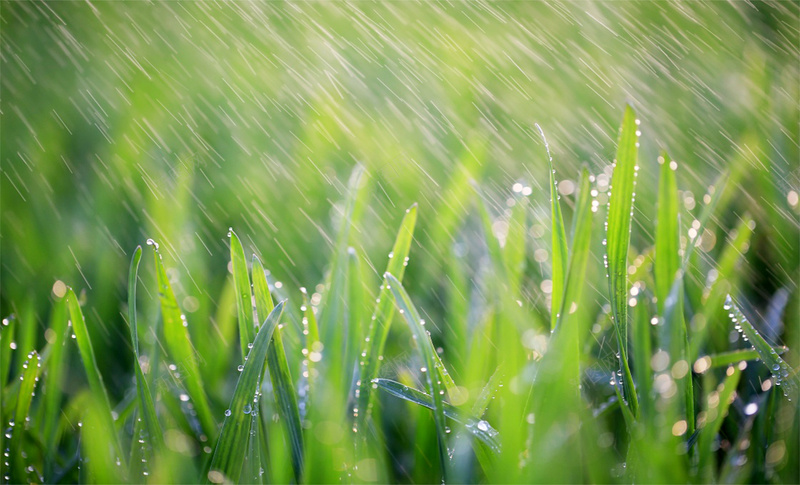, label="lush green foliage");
[1,2,798,484]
